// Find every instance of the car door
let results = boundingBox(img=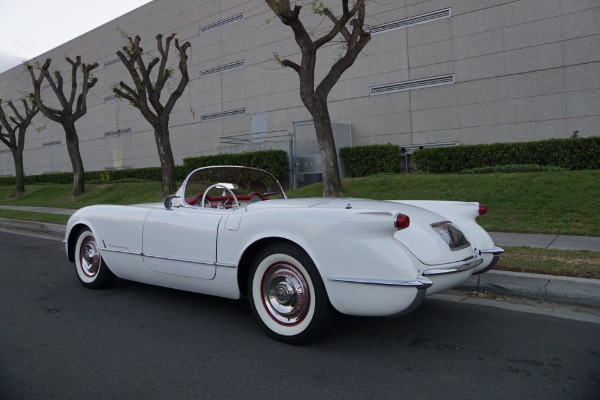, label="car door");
[141,207,225,279]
